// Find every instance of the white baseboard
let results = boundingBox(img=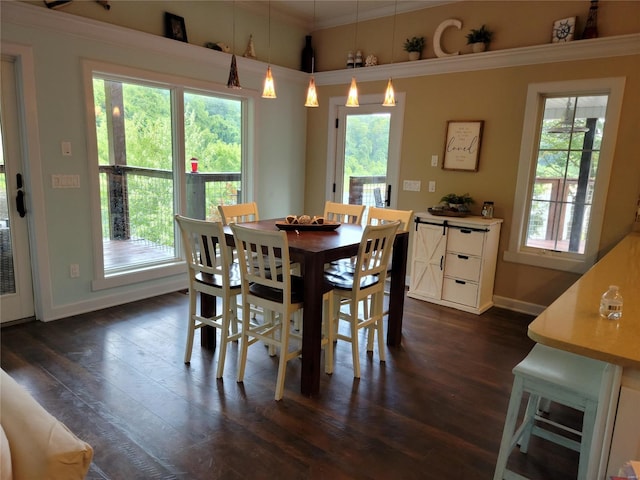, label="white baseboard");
[492,295,547,317]
[39,279,187,322]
